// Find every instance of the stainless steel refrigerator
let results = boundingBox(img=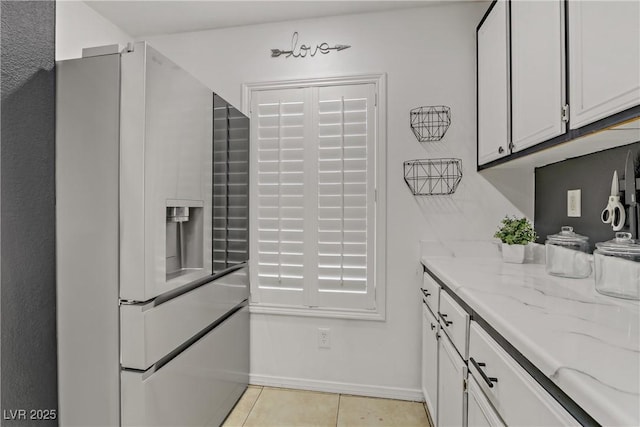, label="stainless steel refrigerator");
[56,42,250,426]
